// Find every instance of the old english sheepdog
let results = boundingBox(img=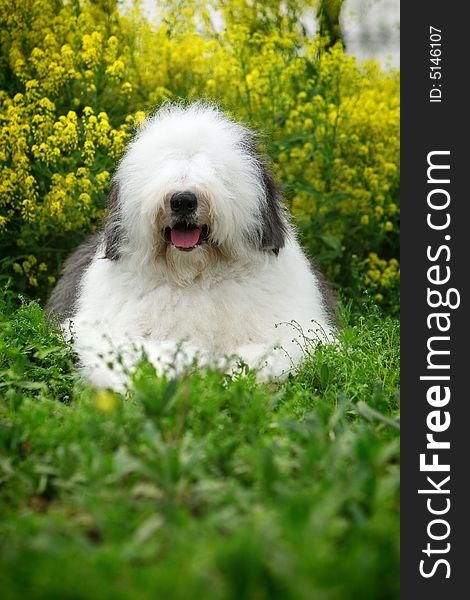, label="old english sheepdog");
[46,103,338,390]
